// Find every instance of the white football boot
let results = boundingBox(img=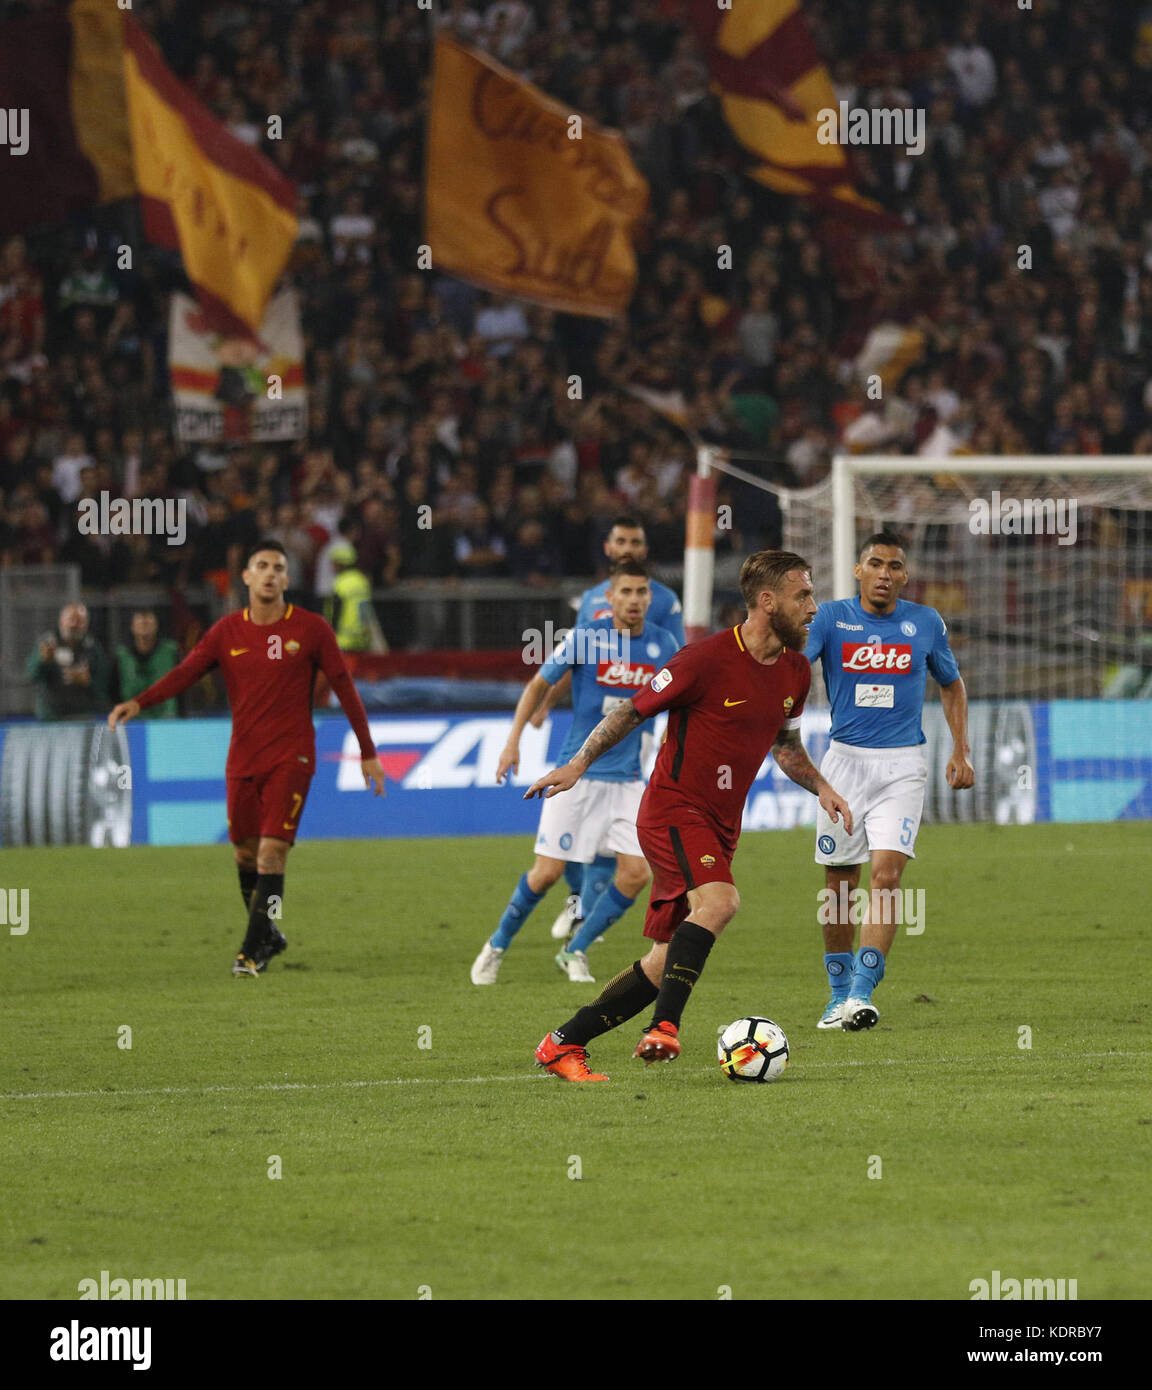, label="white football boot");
[841,997,879,1031]
[470,941,505,985]
[550,893,582,940]
[816,998,847,1029]
[554,948,595,983]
